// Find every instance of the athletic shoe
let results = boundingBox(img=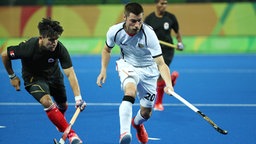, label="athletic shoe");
[171,71,179,86]
[131,117,148,144]
[68,131,83,144]
[119,132,132,144]
[154,103,164,111]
